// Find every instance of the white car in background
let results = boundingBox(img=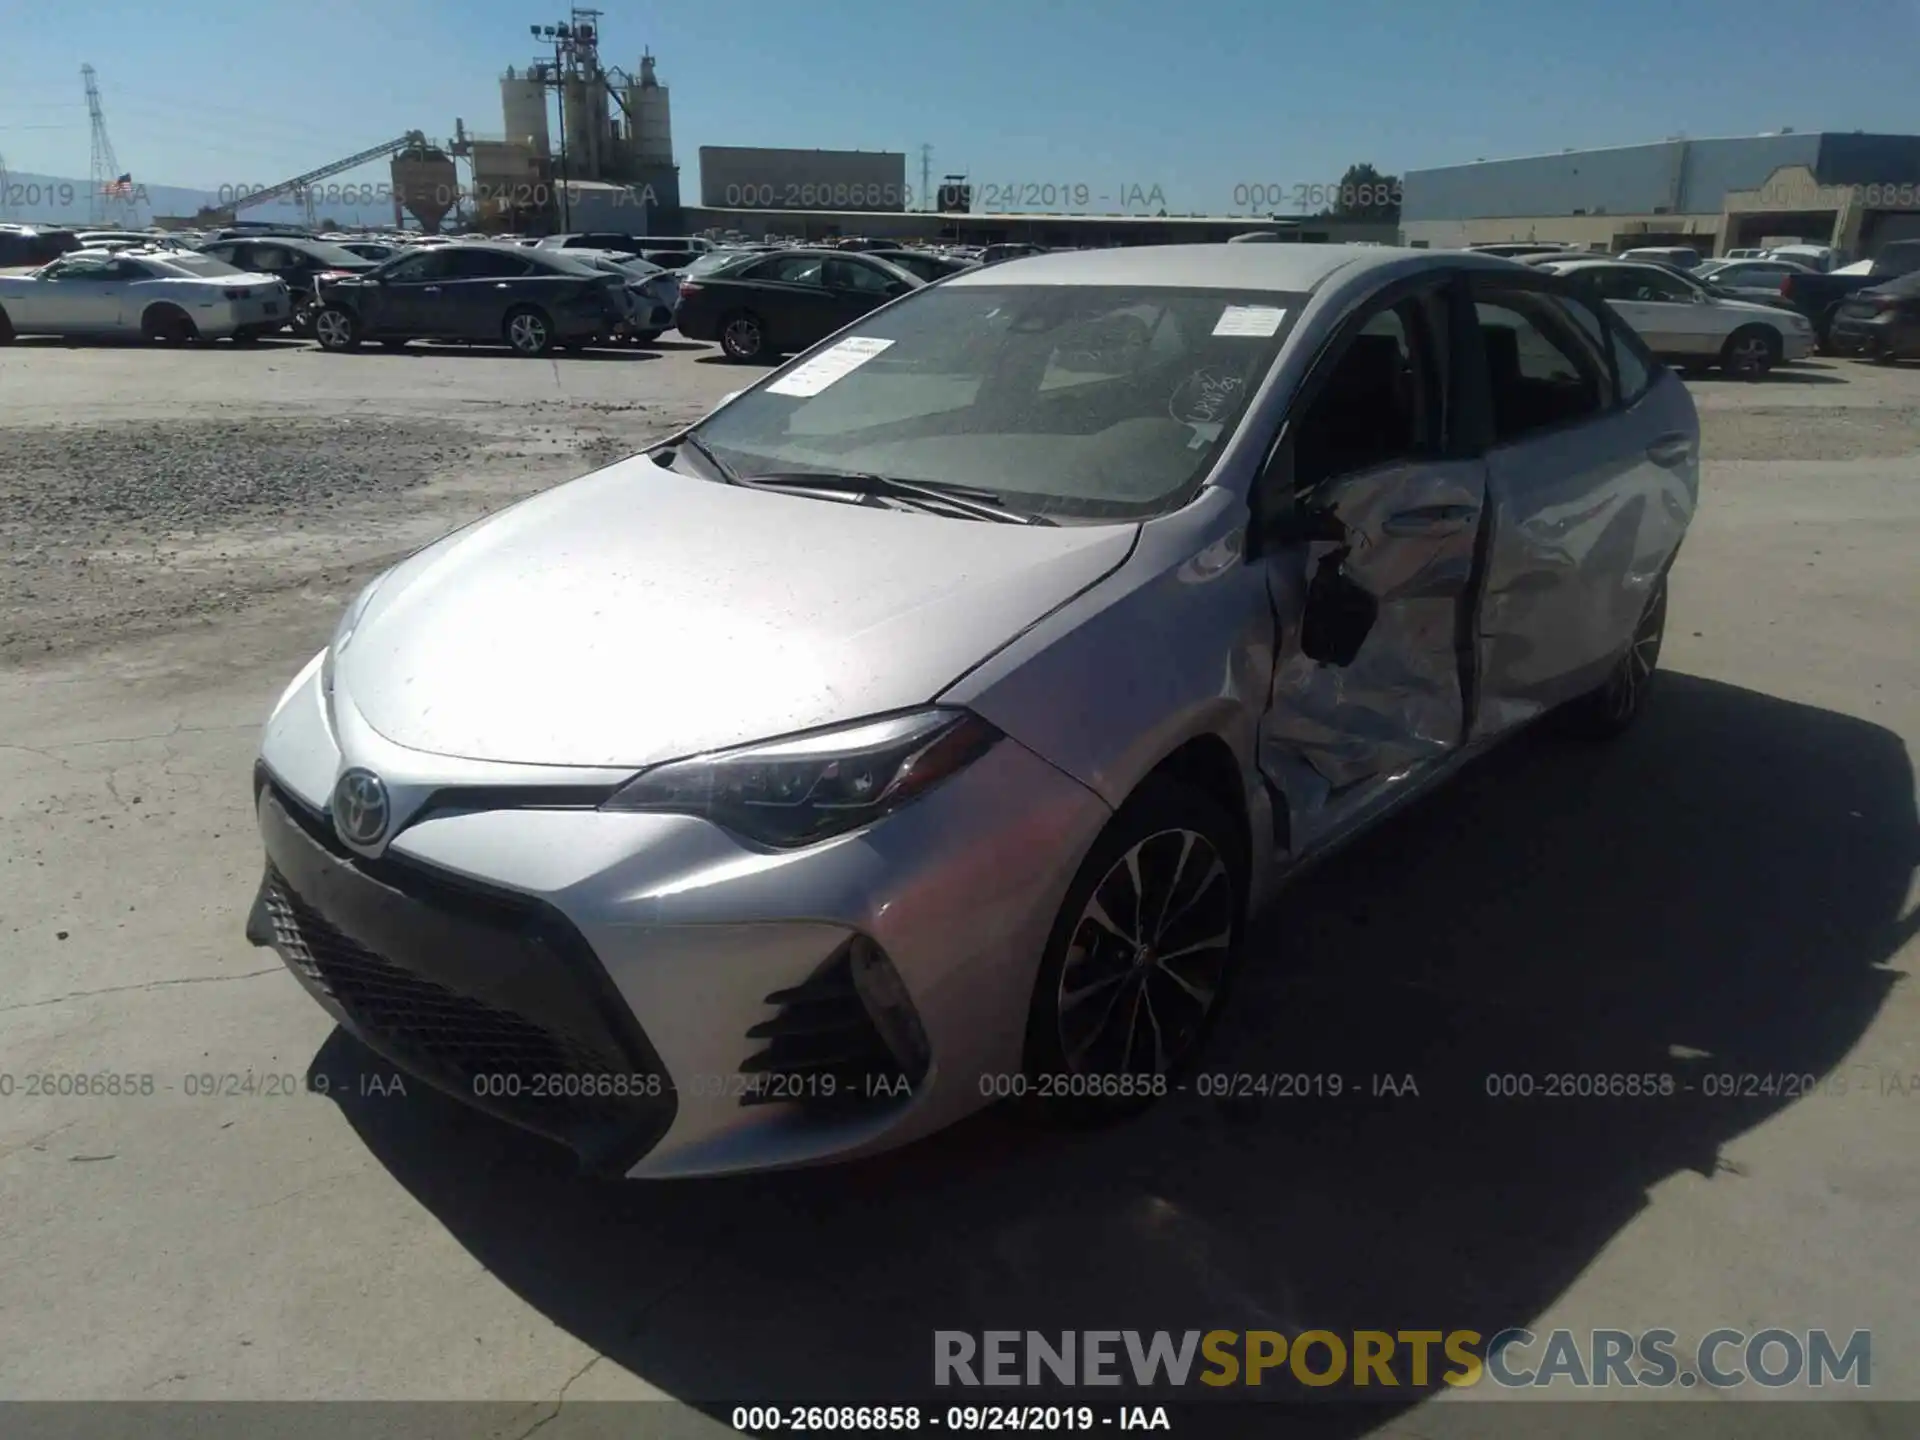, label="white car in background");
[0,248,291,345]
[1543,257,1813,378]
